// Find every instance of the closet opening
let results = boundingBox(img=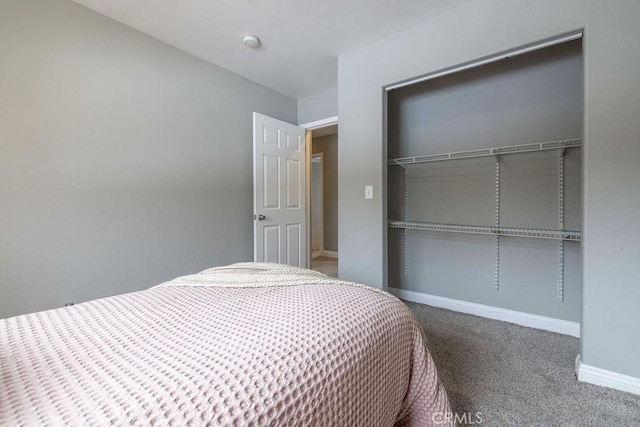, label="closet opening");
[385,37,583,336]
